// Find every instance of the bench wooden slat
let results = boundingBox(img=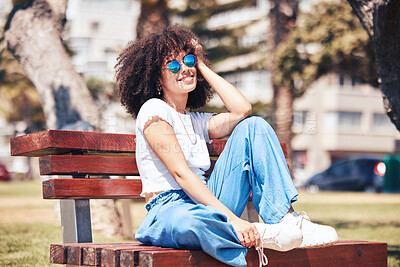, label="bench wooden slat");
[81,242,142,267]
[137,241,387,267]
[50,244,68,264]
[101,246,174,267]
[49,241,387,267]
[50,242,141,266]
[39,155,139,176]
[10,129,288,158]
[10,130,136,157]
[10,130,228,157]
[43,179,142,199]
[119,247,174,267]
[39,155,218,176]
